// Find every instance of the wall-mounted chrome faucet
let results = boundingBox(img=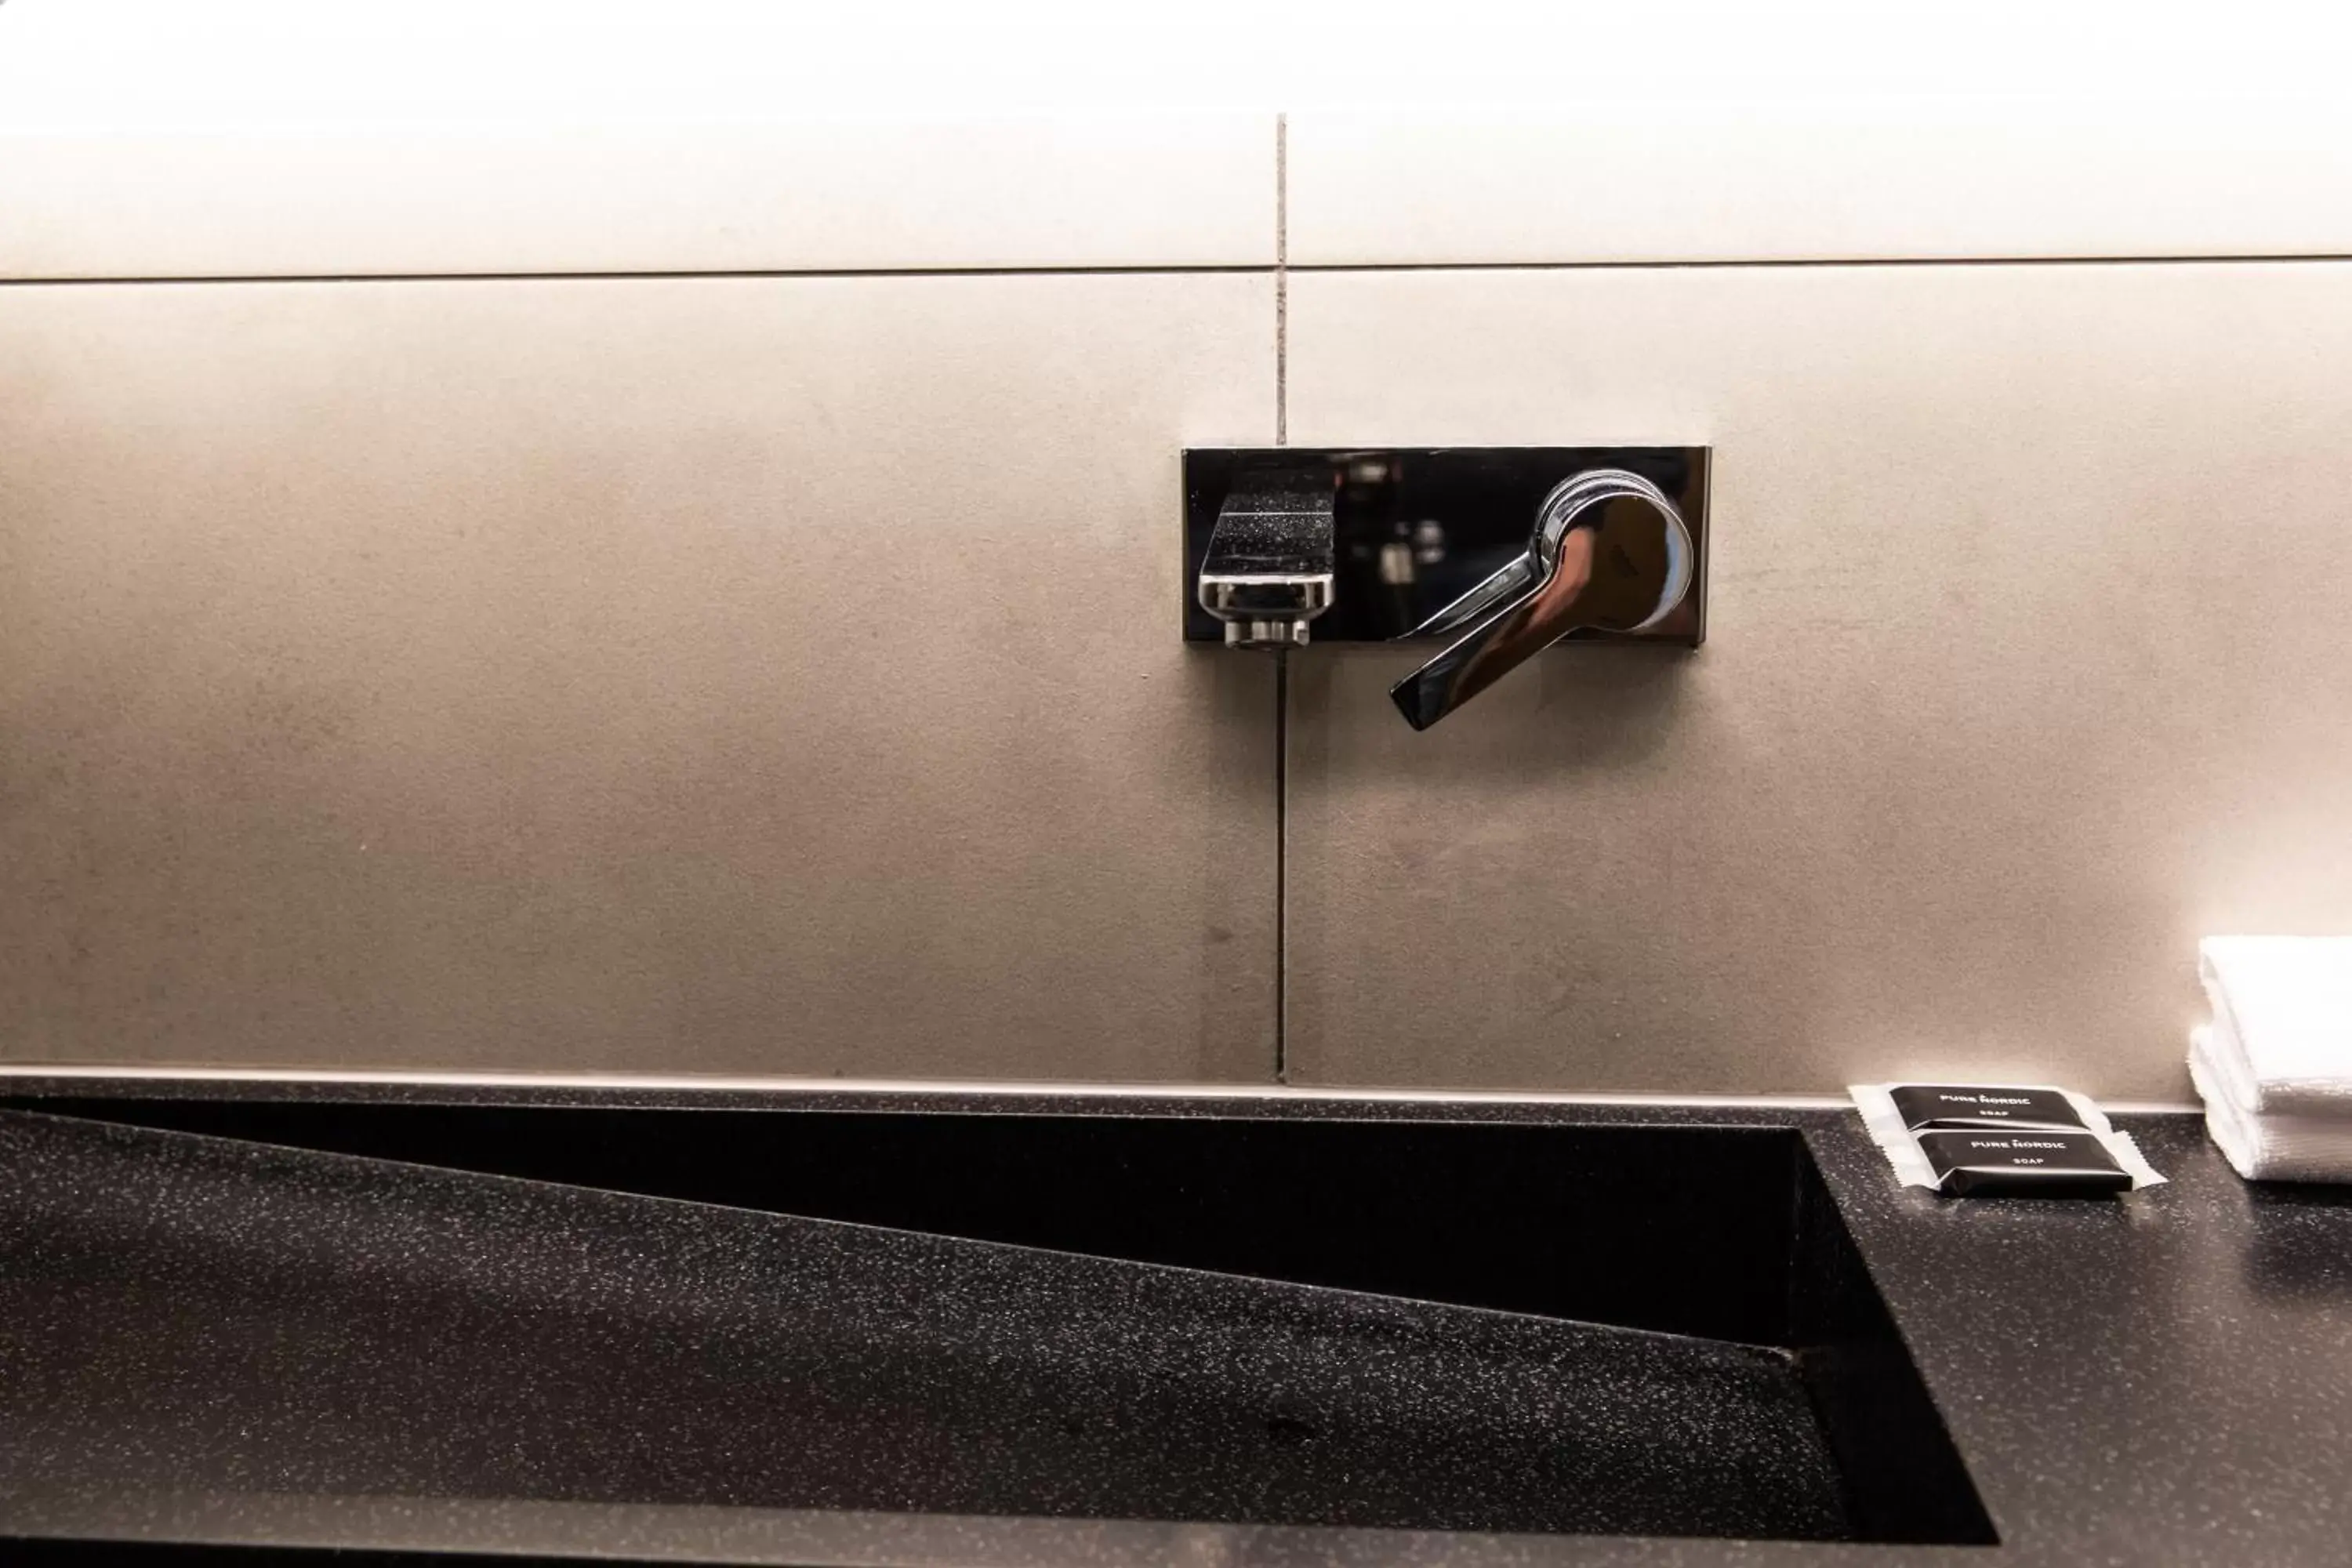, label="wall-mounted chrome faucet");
[1185,448,1708,729]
